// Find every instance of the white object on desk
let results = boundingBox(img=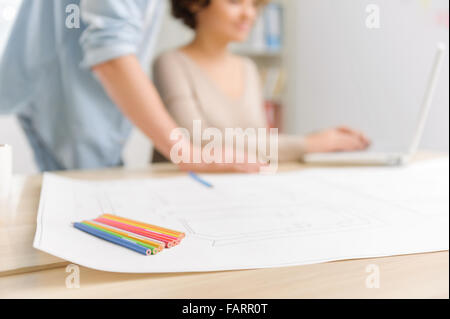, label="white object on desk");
[304,42,446,166]
[33,157,449,273]
[0,144,12,203]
